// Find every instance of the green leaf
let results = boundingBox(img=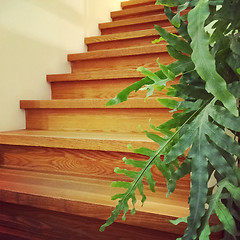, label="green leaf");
[237,68,240,75]
[137,67,161,83]
[215,199,239,236]
[205,140,238,185]
[199,224,211,240]
[155,25,192,55]
[188,0,238,116]
[170,216,188,225]
[171,2,189,28]
[182,132,209,240]
[167,158,191,195]
[157,98,179,109]
[155,0,179,7]
[209,105,240,132]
